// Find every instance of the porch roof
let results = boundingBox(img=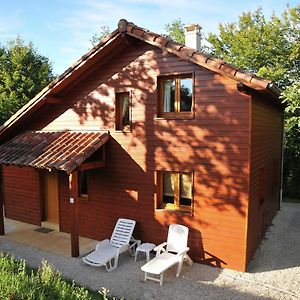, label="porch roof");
[0,130,109,174]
